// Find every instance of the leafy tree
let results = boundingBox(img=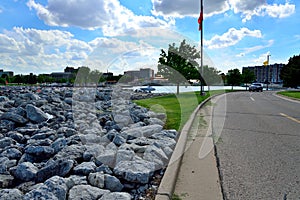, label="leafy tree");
[202,65,222,86]
[158,39,201,94]
[226,68,242,90]
[242,68,255,90]
[280,54,300,88]
[13,75,23,85]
